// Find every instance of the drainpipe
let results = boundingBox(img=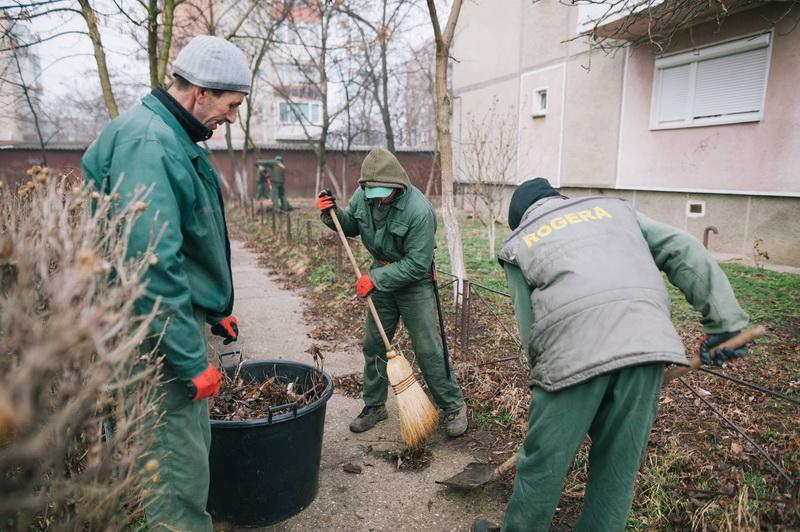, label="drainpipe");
[703,226,719,249]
